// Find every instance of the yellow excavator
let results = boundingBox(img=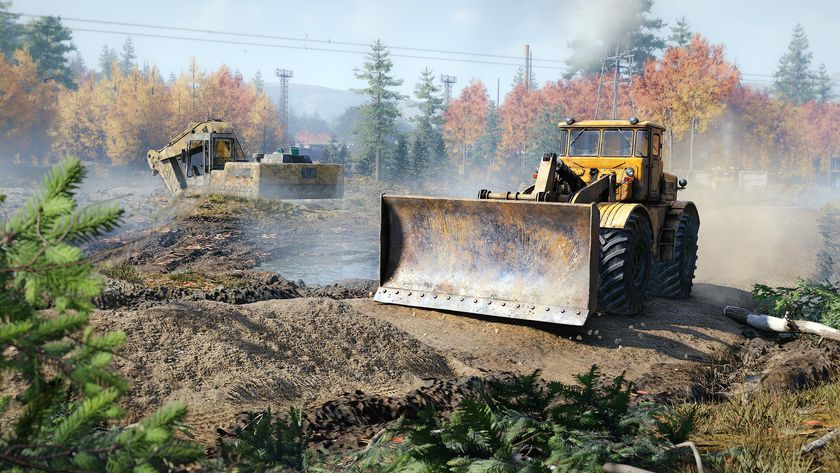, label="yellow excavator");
[147,119,344,200]
[374,118,698,326]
